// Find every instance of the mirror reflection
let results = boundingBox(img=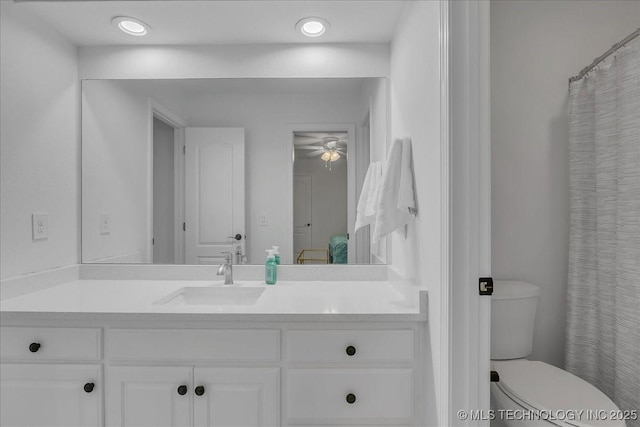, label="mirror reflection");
[294,132,348,265]
[82,78,387,265]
